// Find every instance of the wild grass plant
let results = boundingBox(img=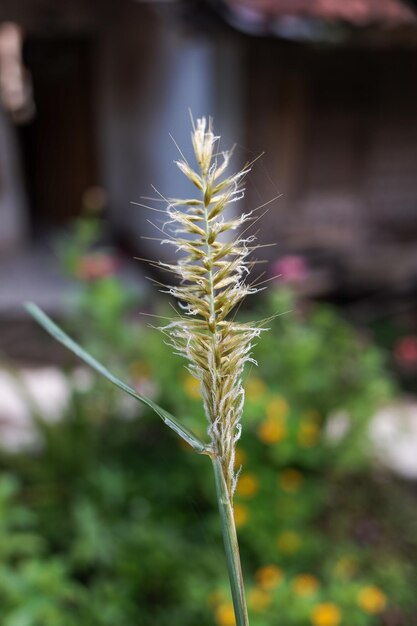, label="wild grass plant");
[27,117,269,626]
[24,119,413,626]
